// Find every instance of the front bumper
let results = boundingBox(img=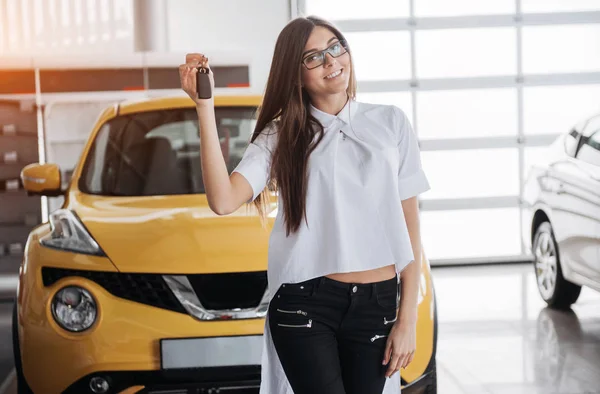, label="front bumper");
[63,366,261,394]
[18,272,265,394]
